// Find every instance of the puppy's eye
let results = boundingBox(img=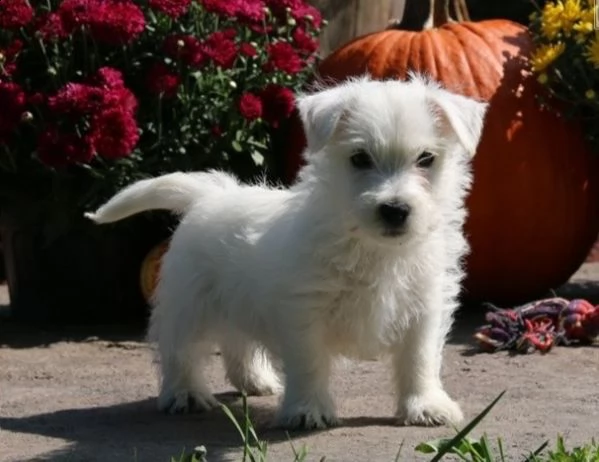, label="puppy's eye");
[350,150,374,170]
[416,151,435,168]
